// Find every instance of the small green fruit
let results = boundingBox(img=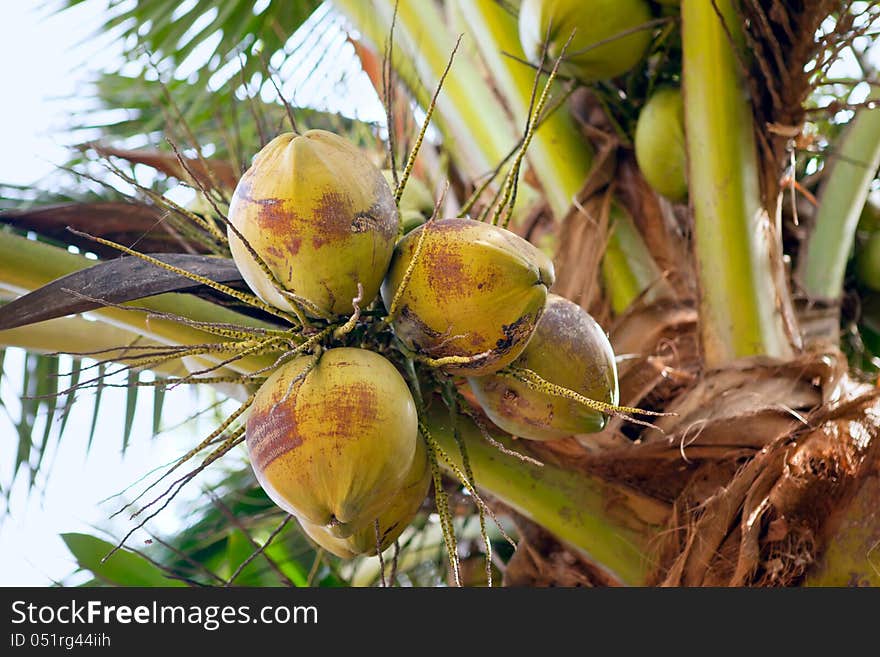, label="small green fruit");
[518,0,654,82]
[468,294,619,440]
[858,191,880,233]
[246,348,418,538]
[634,87,688,201]
[381,218,555,376]
[857,230,880,292]
[228,130,399,317]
